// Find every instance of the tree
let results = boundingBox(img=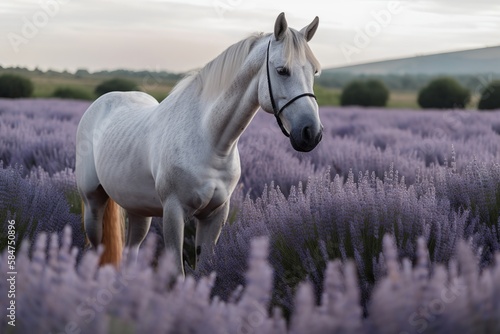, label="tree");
[478,81,500,110]
[94,78,138,96]
[0,74,34,98]
[52,87,93,100]
[340,79,389,107]
[418,77,470,109]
